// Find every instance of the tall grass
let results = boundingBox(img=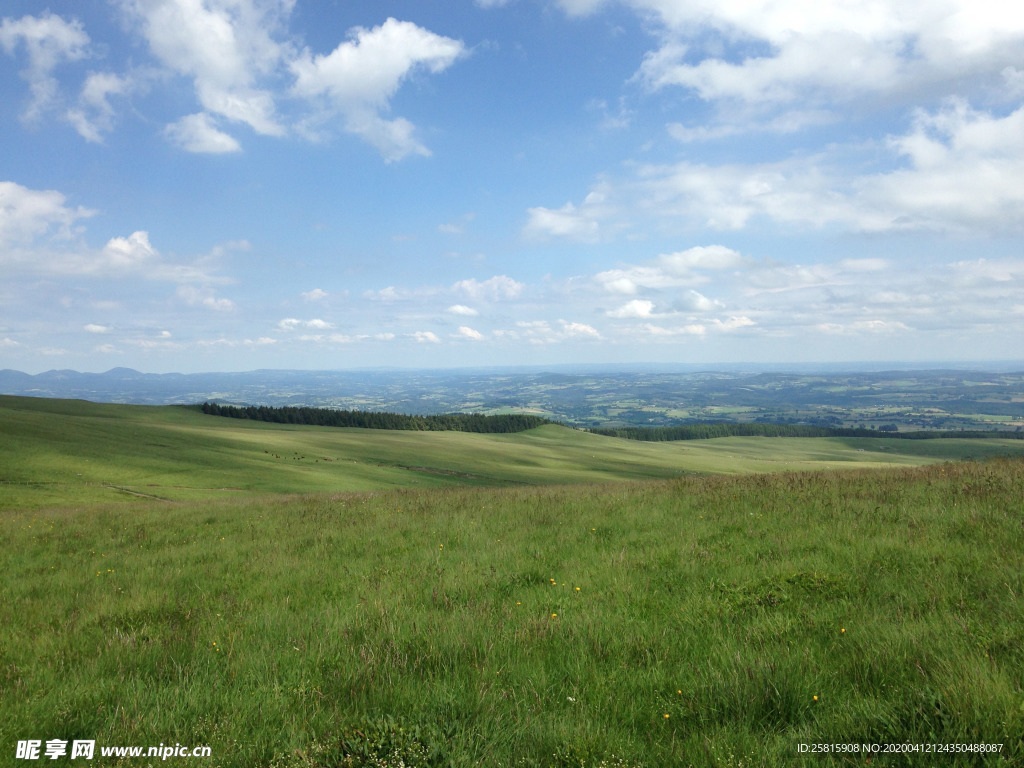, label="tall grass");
[2,458,1022,766]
